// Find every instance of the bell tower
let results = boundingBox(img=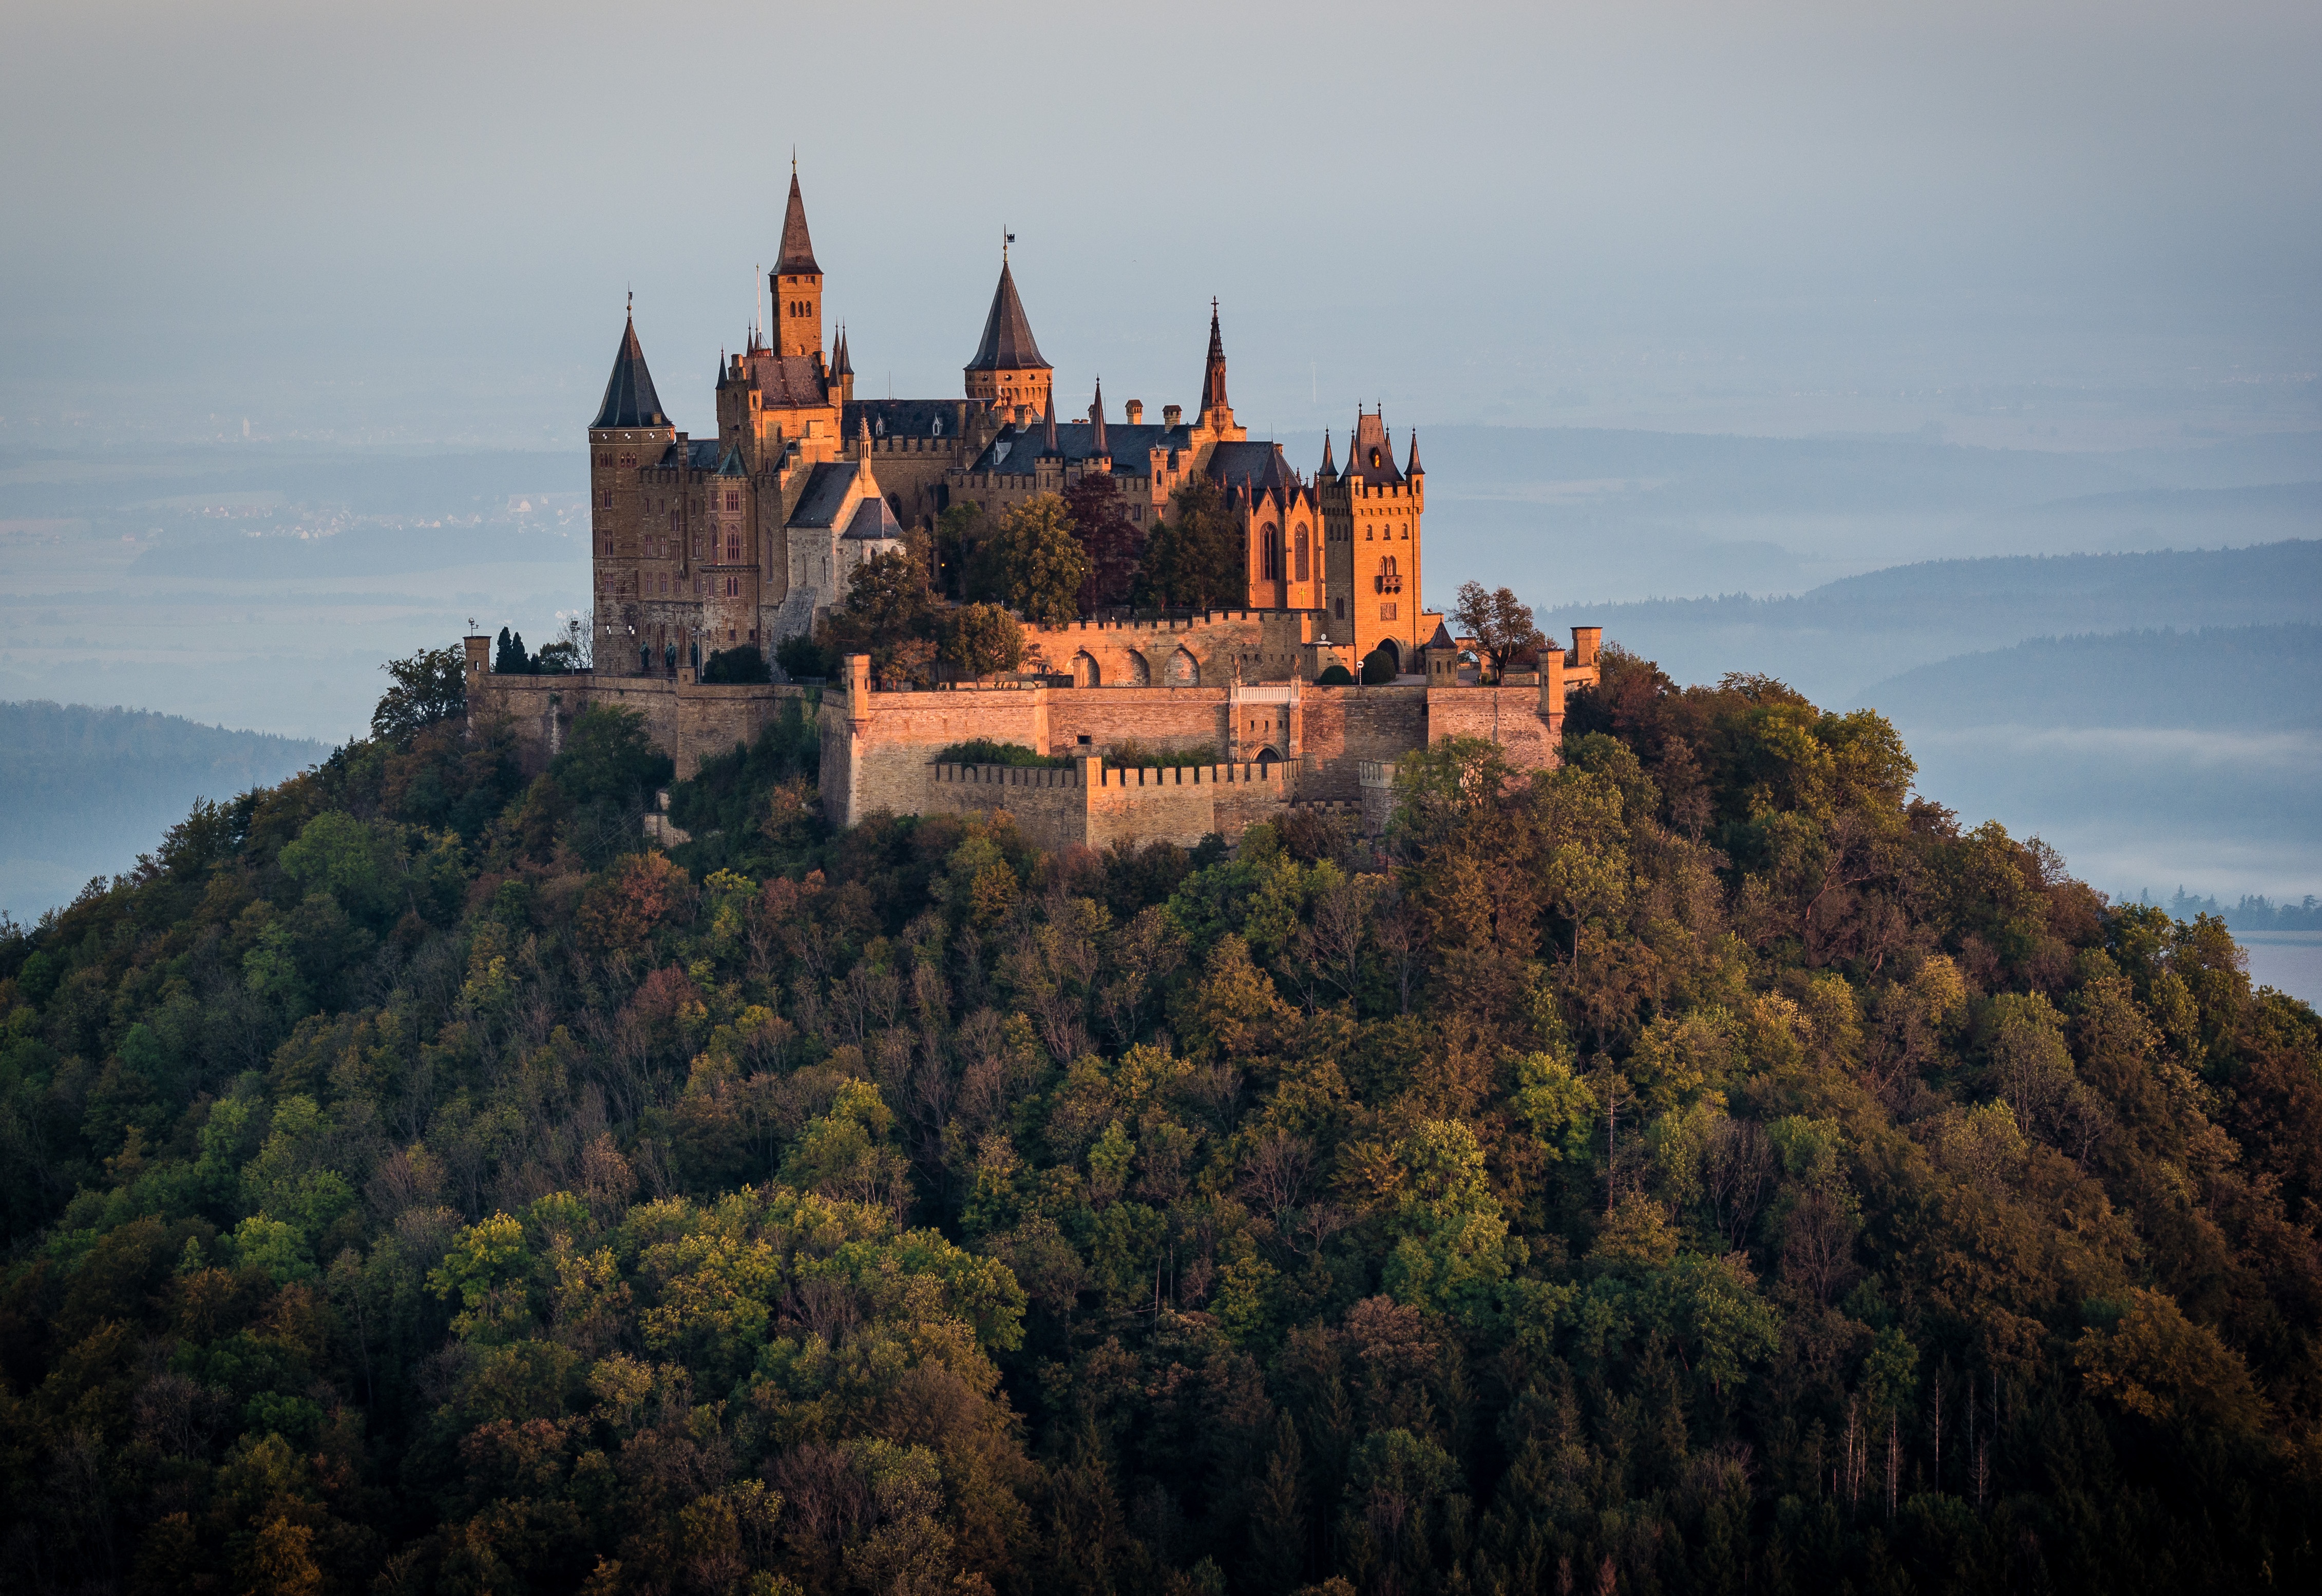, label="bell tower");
[772,166,823,361]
